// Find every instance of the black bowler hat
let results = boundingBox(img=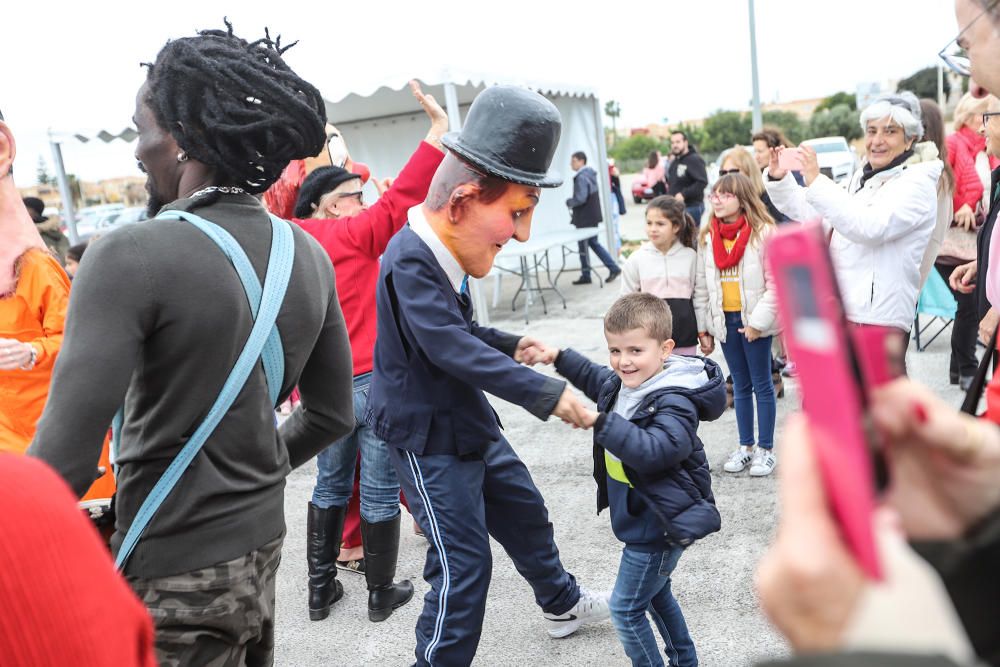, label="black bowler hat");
[442,86,563,188]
